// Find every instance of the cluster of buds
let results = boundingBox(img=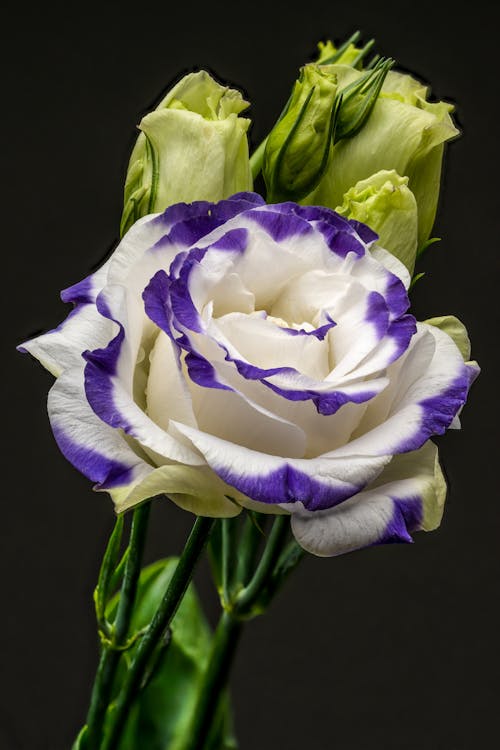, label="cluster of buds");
[262,54,394,203]
[121,31,458,274]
